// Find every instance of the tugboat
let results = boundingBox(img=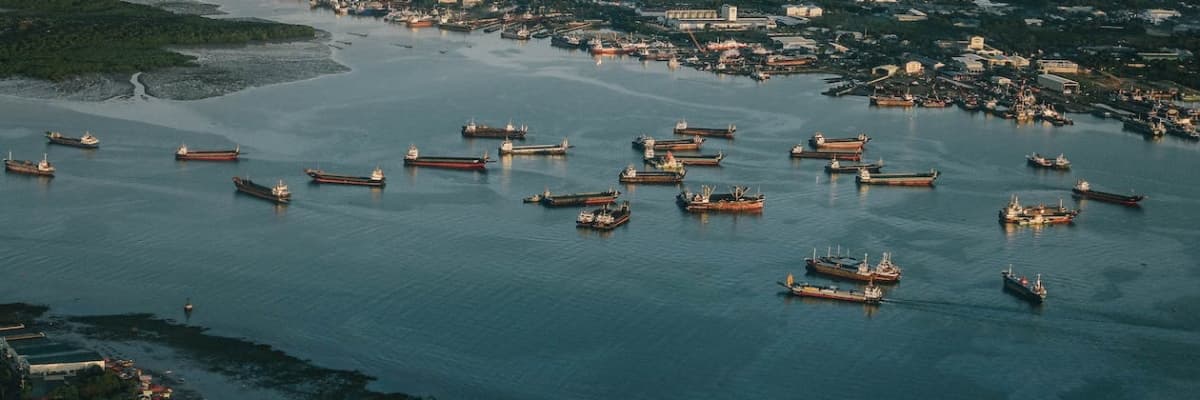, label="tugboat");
[809,132,870,150]
[825,158,883,174]
[804,248,902,282]
[175,144,240,161]
[632,135,704,151]
[998,195,1079,225]
[673,120,735,138]
[45,131,100,149]
[789,145,862,161]
[461,119,527,139]
[643,148,723,167]
[1071,180,1145,206]
[618,164,684,184]
[233,177,291,204]
[404,145,490,170]
[676,185,764,212]
[4,152,55,177]
[778,273,883,304]
[499,137,572,156]
[1002,266,1046,304]
[855,169,939,186]
[536,188,621,207]
[304,166,385,187]
[576,201,631,230]
[1026,152,1071,170]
